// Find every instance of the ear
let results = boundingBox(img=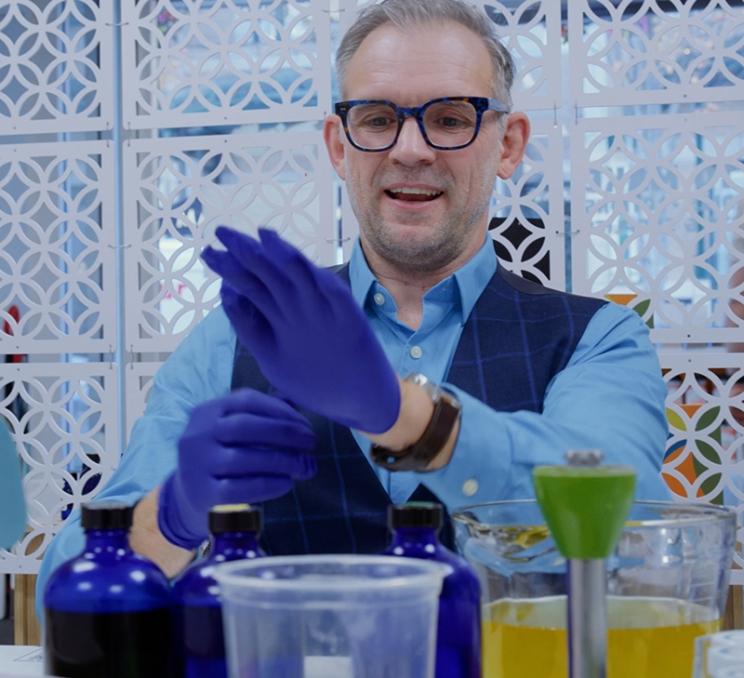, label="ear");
[496,112,530,180]
[323,115,346,180]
